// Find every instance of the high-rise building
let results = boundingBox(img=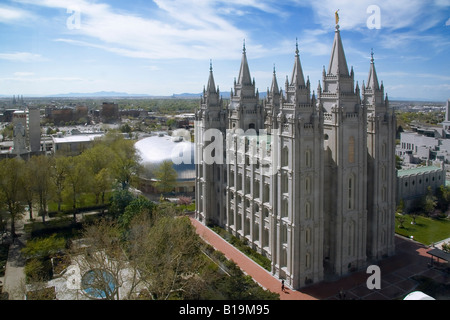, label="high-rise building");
[195,24,397,289]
